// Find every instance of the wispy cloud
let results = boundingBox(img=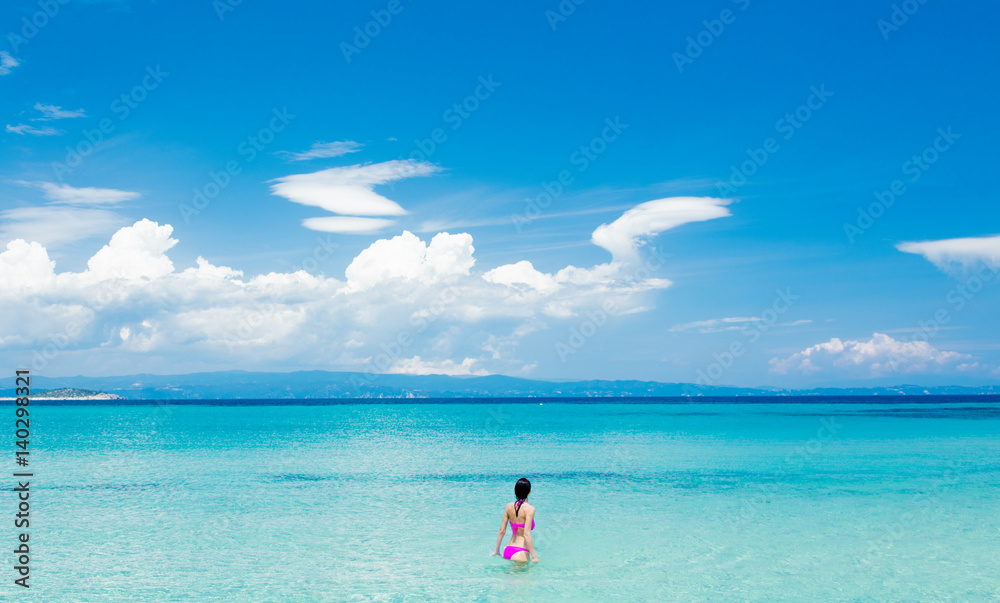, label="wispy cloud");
[32,102,86,120]
[670,316,811,333]
[0,51,18,76]
[418,203,638,233]
[270,159,441,234]
[301,216,396,234]
[592,197,731,263]
[6,123,62,136]
[1,182,140,247]
[897,234,1000,274]
[280,140,362,161]
[0,207,125,248]
[14,181,140,205]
